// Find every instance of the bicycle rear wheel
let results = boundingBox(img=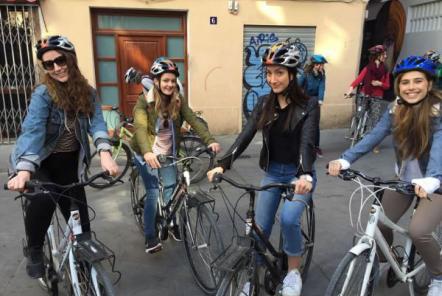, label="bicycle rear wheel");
[216,252,259,296]
[130,168,145,235]
[325,250,378,296]
[179,135,214,183]
[179,197,225,294]
[86,142,132,189]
